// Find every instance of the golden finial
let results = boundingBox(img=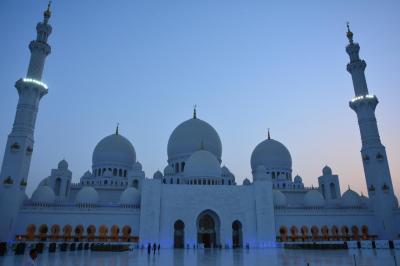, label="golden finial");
[346,22,354,43]
[43,1,52,22]
[193,104,197,119]
[267,128,271,140]
[116,123,119,135]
